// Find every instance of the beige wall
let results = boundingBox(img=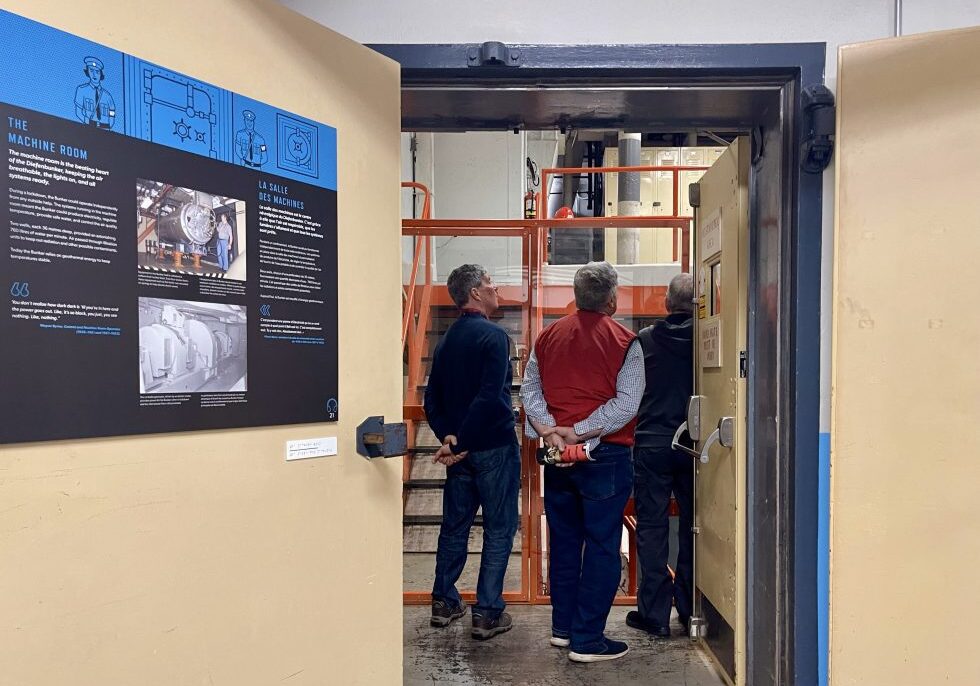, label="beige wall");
[831,27,980,685]
[0,2,403,684]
